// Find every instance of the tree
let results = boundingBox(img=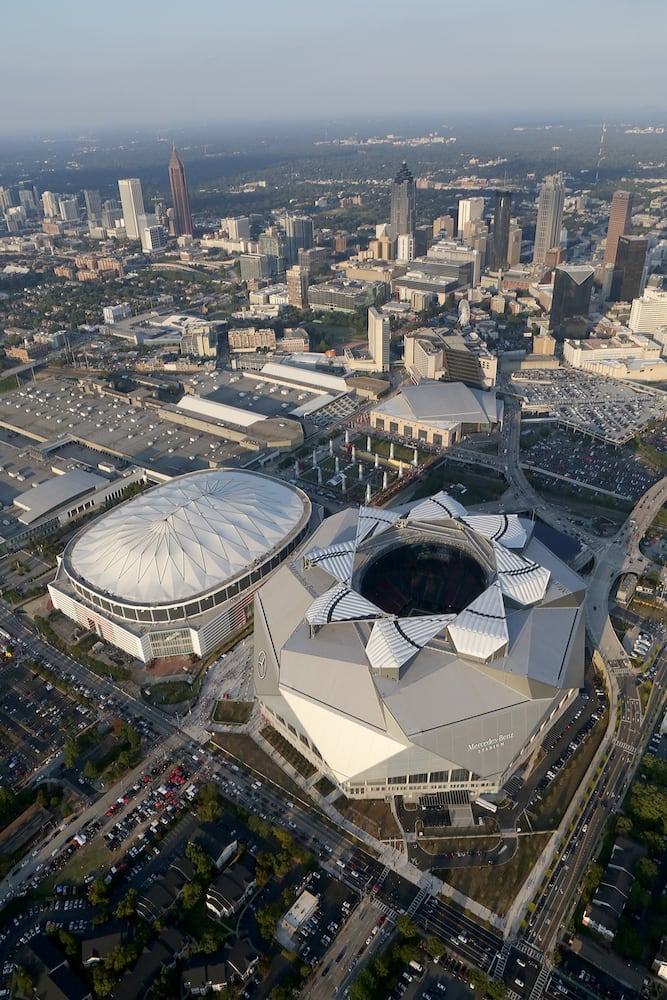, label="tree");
[197,783,222,822]
[84,760,97,780]
[92,964,116,998]
[200,926,226,954]
[181,881,203,910]
[185,841,213,882]
[115,888,137,920]
[64,736,79,768]
[635,856,658,889]
[89,877,109,908]
[396,914,418,938]
[615,815,633,835]
[426,936,445,961]
[256,903,279,942]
